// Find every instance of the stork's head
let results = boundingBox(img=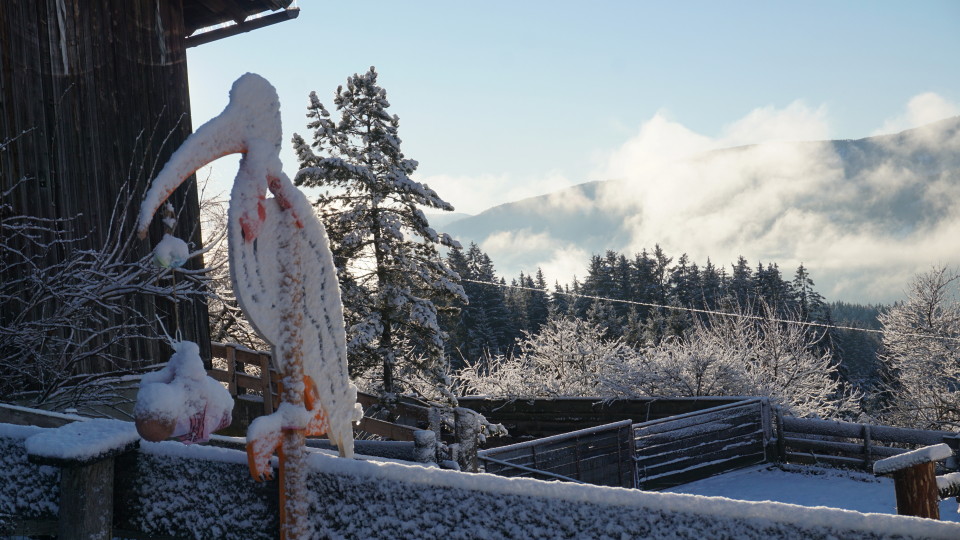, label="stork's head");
[137,73,284,239]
